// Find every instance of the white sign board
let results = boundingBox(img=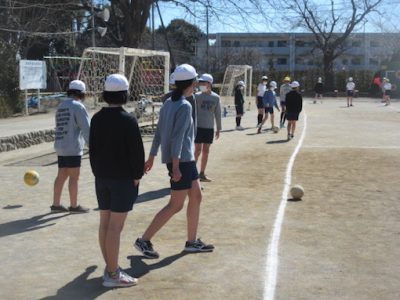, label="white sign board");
[19,60,47,90]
